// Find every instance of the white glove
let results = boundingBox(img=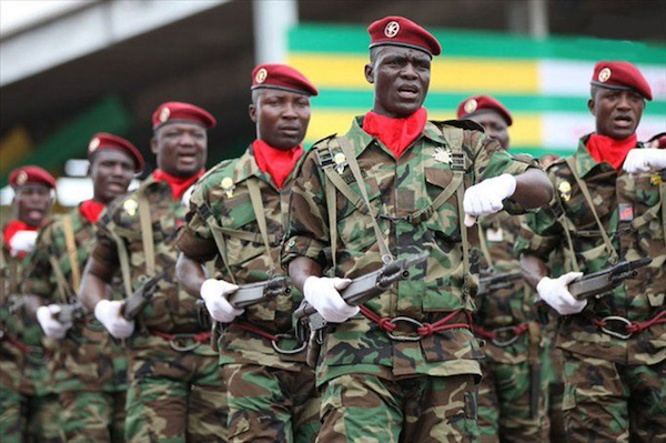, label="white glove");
[94,300,135,339]
[623,149,666,173]
[200,278,243,323]
[303,276,357,323]
[9,230,38,255]
[536,272,587,315]
[463,174,517,226]
[36,305,72,339]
